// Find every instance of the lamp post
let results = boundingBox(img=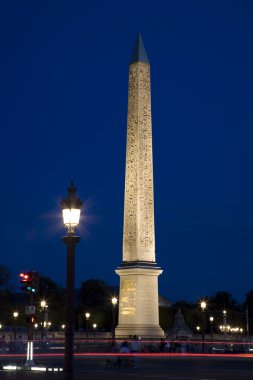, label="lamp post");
[61,181,83,379]
[93,323,97,343]
[85,312,90,343]
[40,300,48,341]
[245,306,249,338]
[13,311,19,351]
[111,297,118,341]
[209,316,214,343]
[200,301,206,353]
[222,310,227,341]
[240,327,243,342]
